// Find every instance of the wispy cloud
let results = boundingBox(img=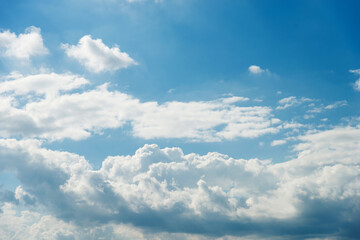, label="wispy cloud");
[307,100,347,114]
[276,96,312,110]
[324,100,347,110]
[350,69,360,91]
